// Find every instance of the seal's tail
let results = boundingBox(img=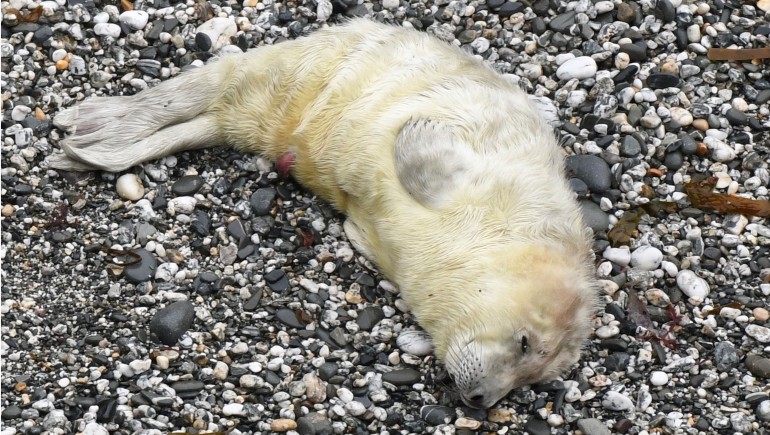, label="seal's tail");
[47,62,231,172]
